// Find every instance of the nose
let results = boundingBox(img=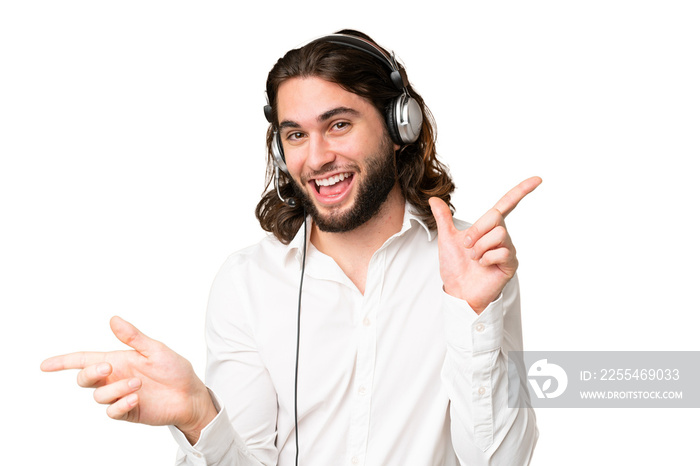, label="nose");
[305,133,336,172]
